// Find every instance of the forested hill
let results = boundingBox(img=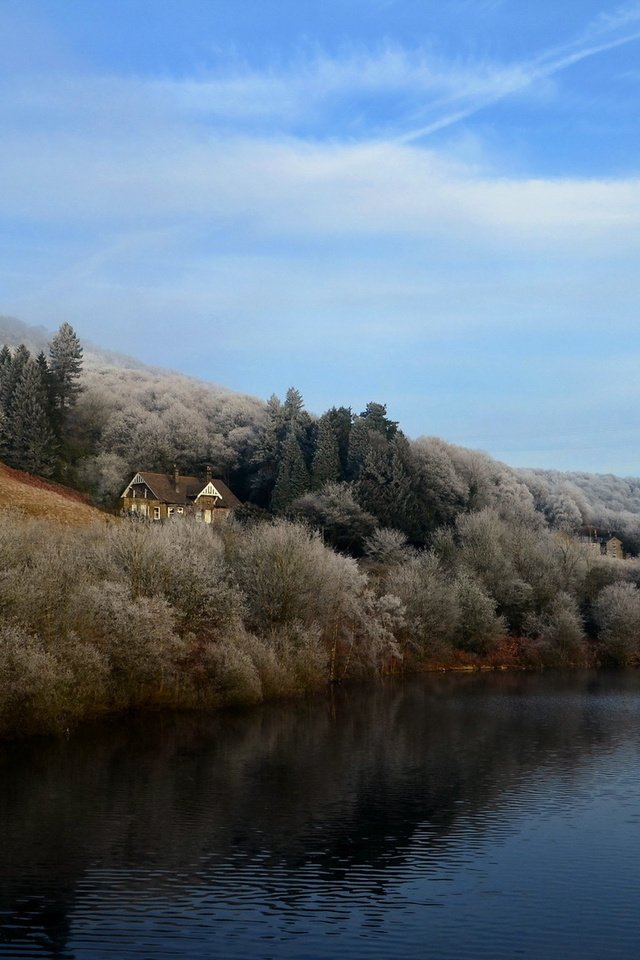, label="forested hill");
[519,468,640,524]
[3,315,640,553]
[7,315,640,736]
